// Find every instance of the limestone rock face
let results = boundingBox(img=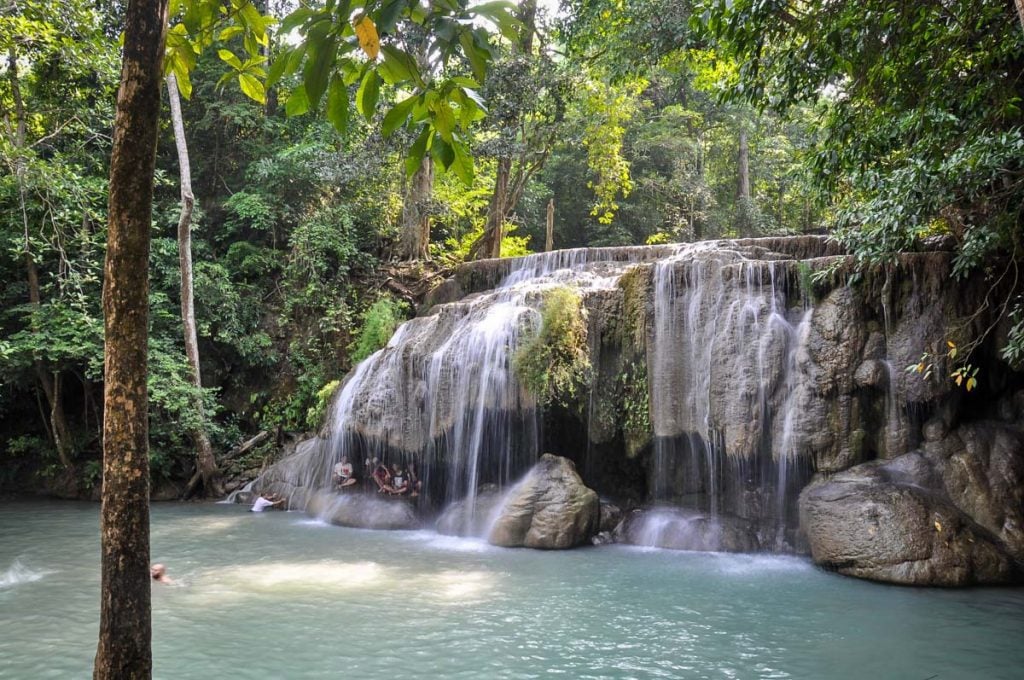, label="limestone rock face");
[306,491,419,530]
[614,508,760,553]
[939,422,1024,561]
[800,454,1017,586]
[487,454,599,549]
